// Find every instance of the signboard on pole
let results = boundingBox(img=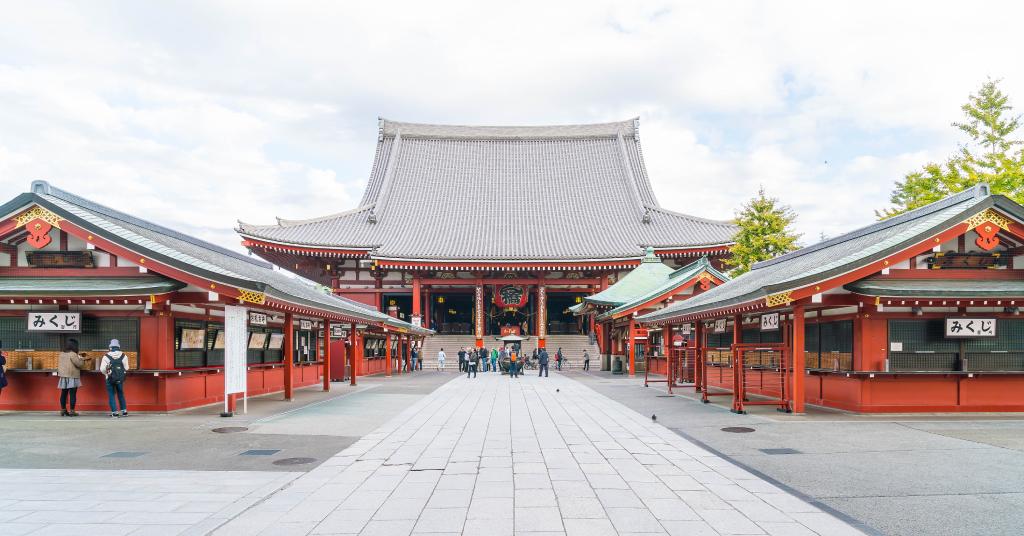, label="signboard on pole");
[224,305,248,403]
